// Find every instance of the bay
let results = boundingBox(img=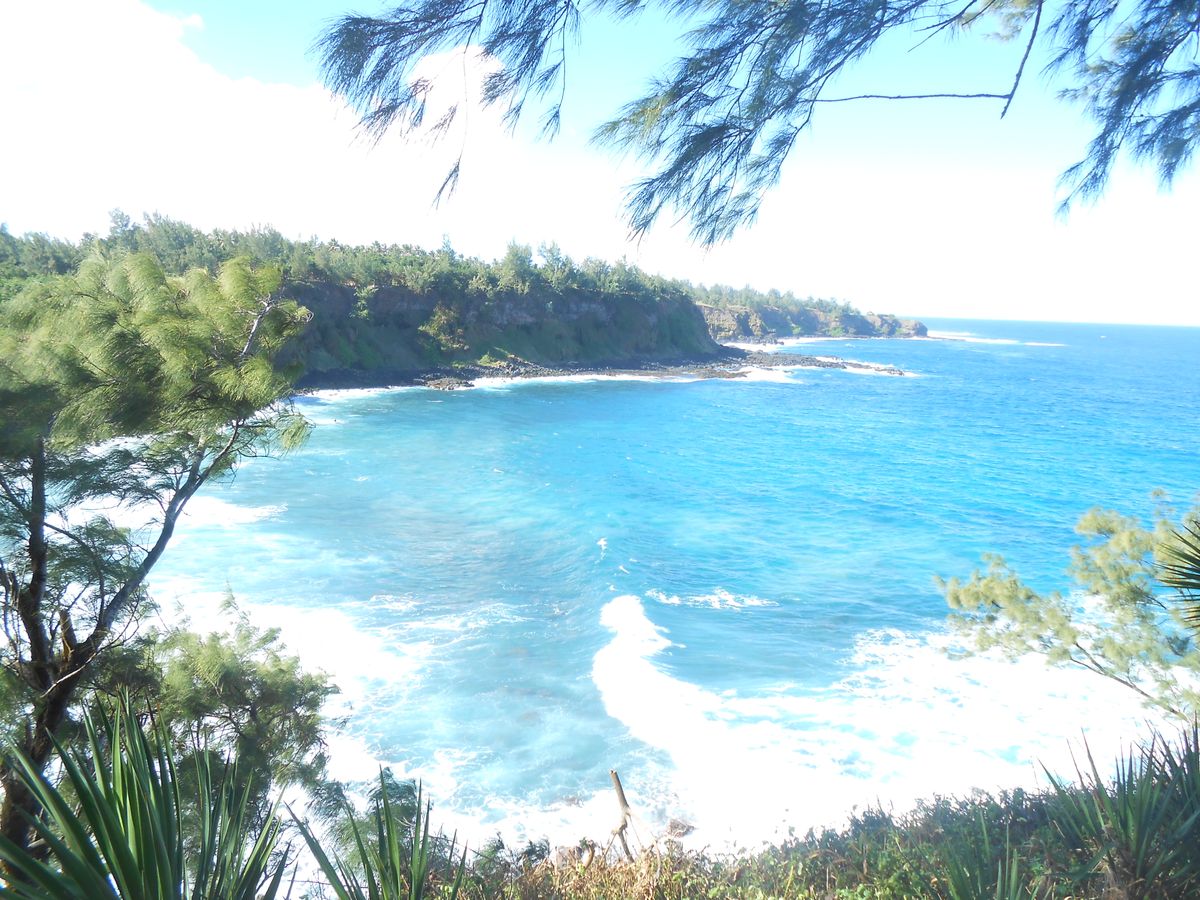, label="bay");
[155,319,1200,847]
